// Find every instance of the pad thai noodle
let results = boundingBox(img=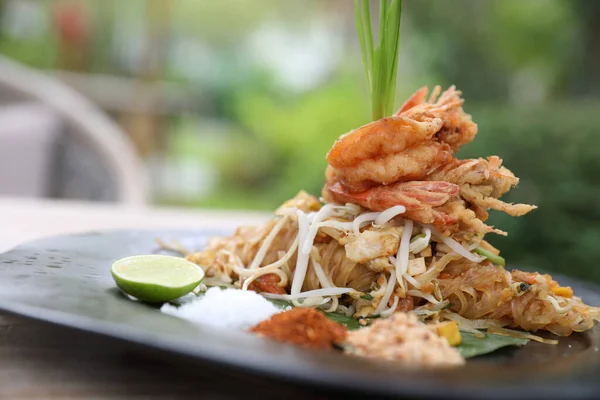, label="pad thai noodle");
[186,85,600,338]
